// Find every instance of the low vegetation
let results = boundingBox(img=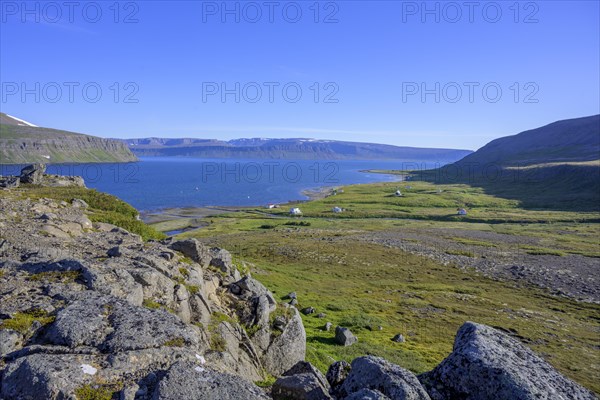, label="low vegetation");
[166,179,600,393]
[0,186,165,241]
[0,309,55,334]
